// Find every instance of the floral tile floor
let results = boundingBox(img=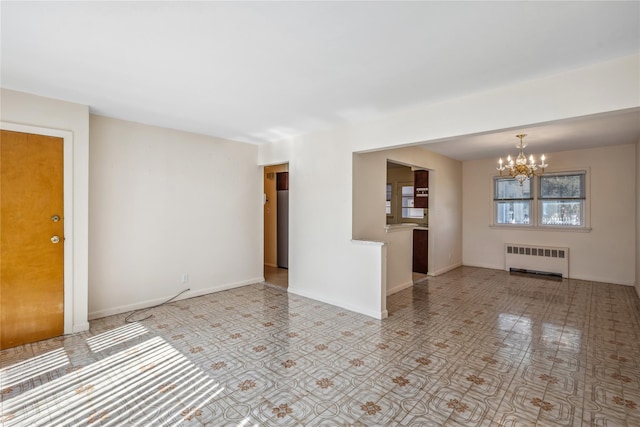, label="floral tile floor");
[1,267,640,426]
